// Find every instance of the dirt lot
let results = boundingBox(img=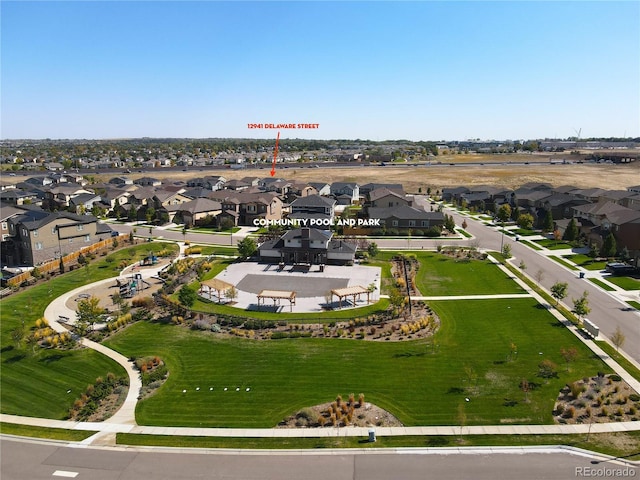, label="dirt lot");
[97,156,638,193]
